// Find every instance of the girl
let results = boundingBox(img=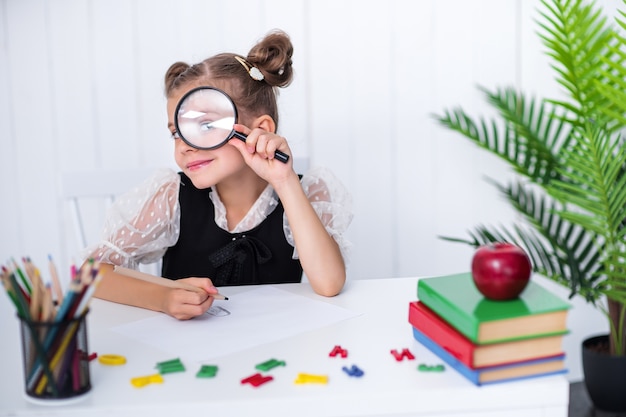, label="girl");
[87,30,353,320]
